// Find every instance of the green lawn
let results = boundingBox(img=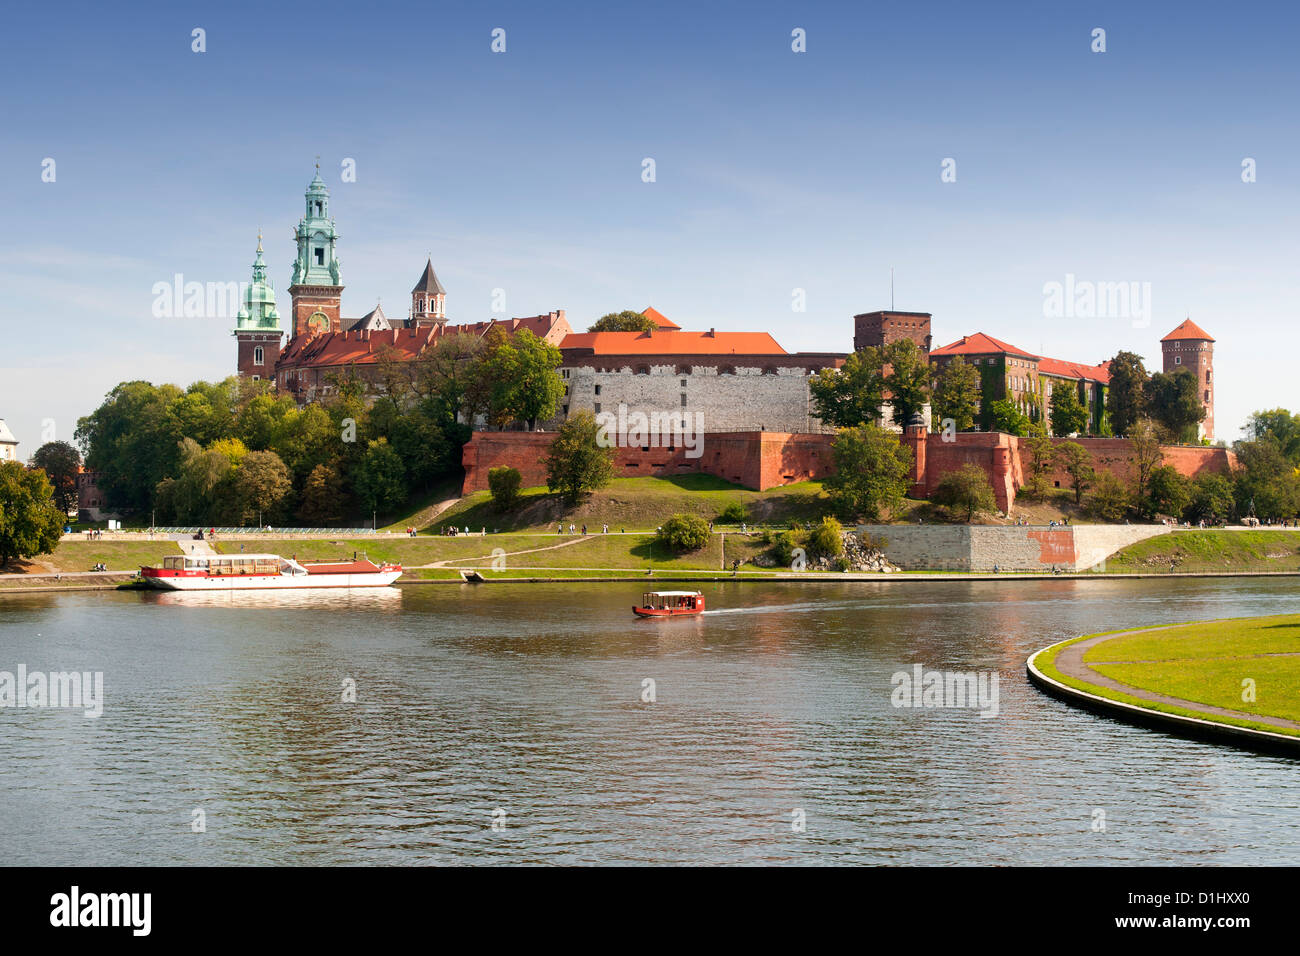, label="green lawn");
[1103,530,1300,573]
[35,541,180,574]
[1032,615,1300,736]
[431,474,836,533]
